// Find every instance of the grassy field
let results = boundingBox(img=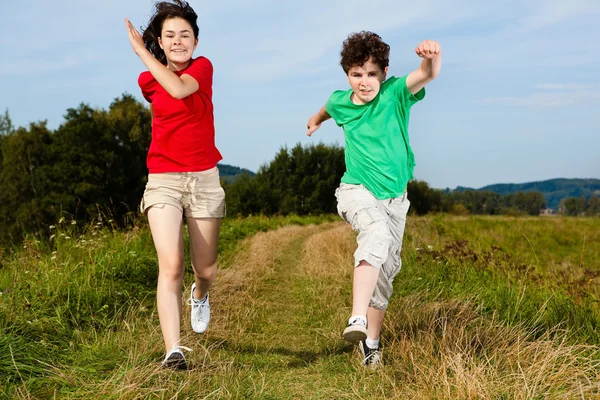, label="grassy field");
[1,215,599,399]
